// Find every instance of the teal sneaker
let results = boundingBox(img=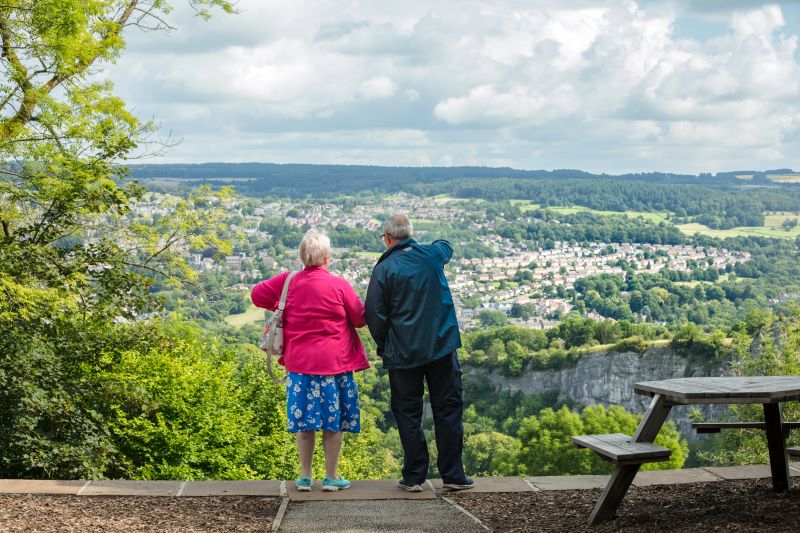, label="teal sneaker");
[295,477,313,491]
[322,477,350,492]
